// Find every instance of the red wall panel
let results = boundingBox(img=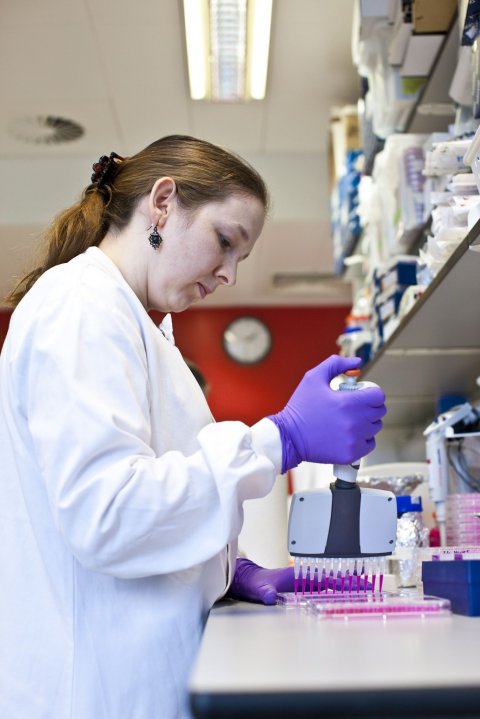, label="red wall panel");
[151,306,349,425]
